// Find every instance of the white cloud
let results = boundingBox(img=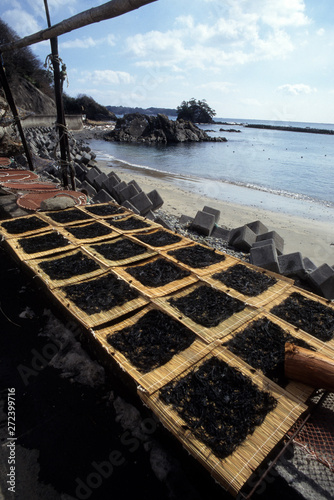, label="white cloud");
[78,70,134,86]
[198,81,236,92]
[125,1,310,73]
[277,84,317,95]
[60,34,116,50]
[2,9,41,37]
